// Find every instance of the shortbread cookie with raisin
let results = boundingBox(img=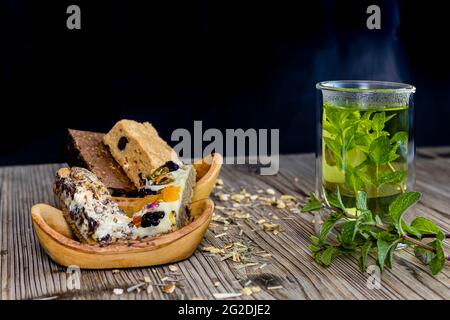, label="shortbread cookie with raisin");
[103,120,181,188]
